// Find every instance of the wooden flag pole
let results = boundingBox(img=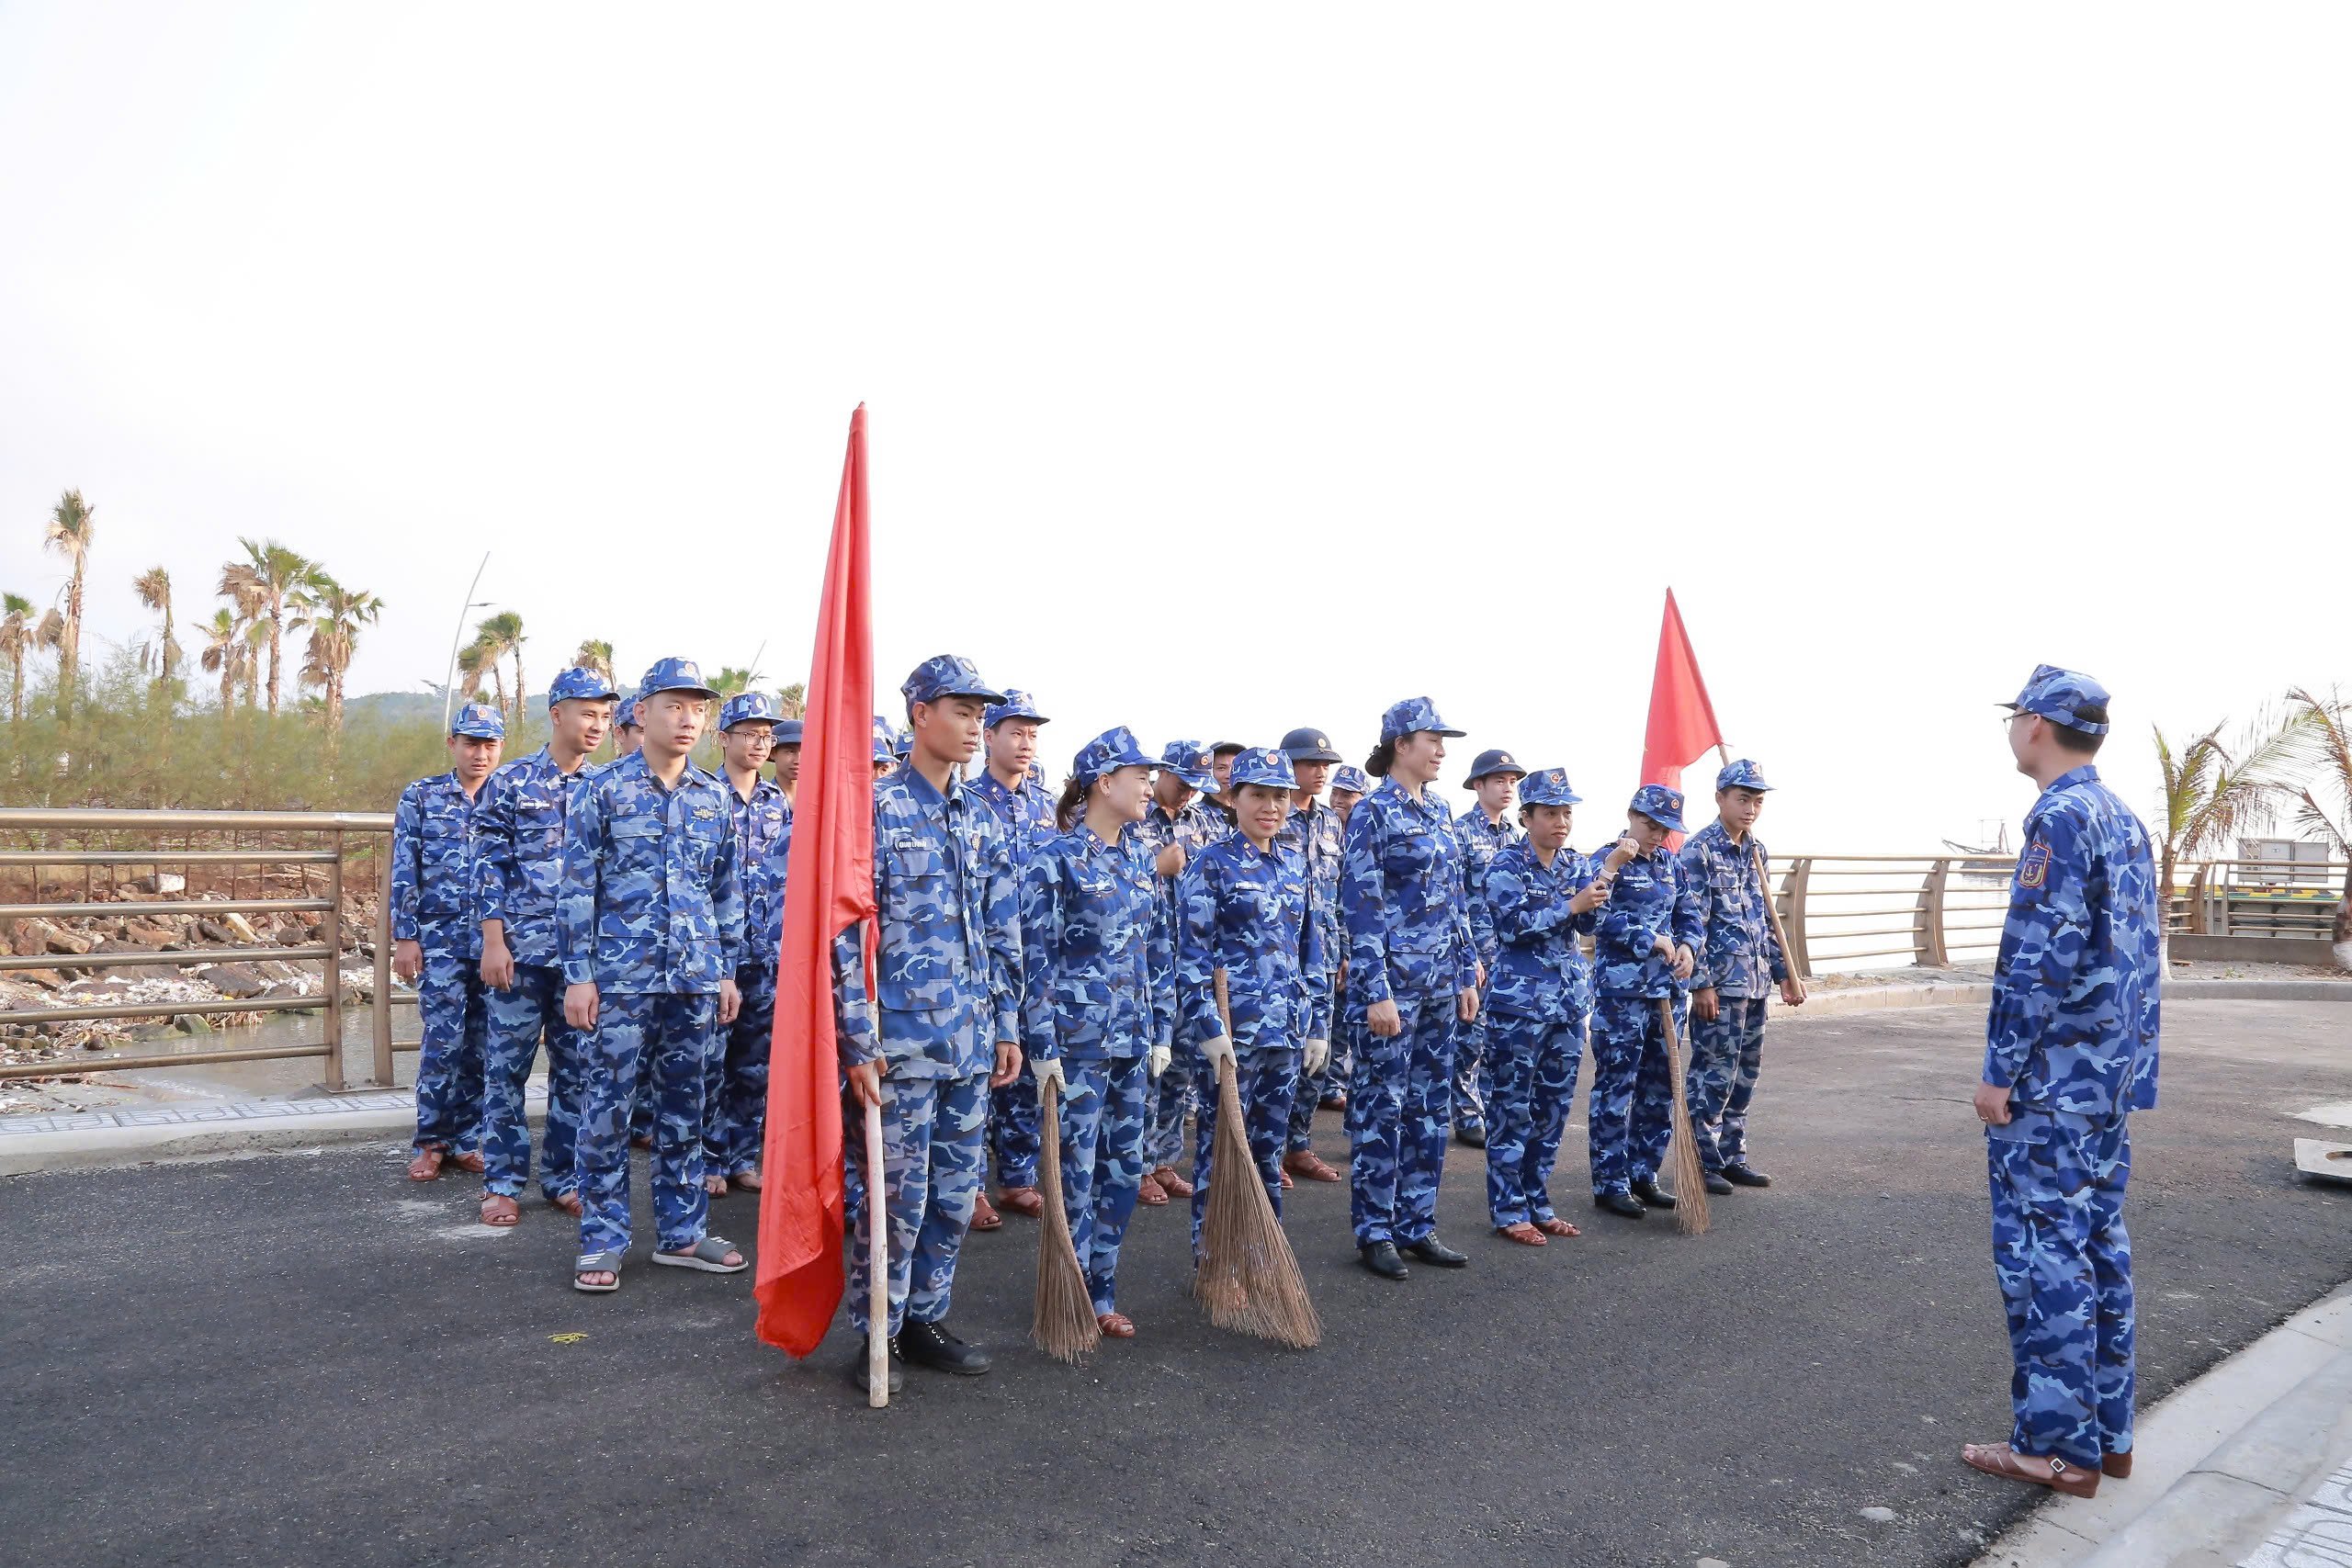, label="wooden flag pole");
[864,1099,888,1409]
